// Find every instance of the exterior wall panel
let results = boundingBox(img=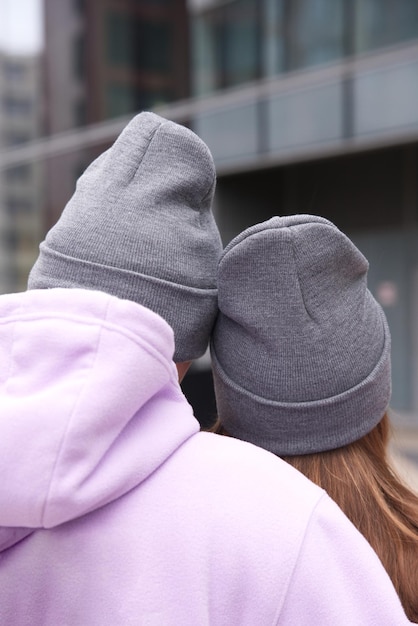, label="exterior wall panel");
[267,81,343,152]
[354,58,418,137]
[195,100,258,164]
